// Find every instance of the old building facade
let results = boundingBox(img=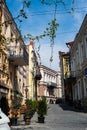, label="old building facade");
[0,0,29,114]
[59,51,71,102]
[70,15,87,108]
[59,14,87,110]
[28,41,41,100]
[38,65,62,103]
